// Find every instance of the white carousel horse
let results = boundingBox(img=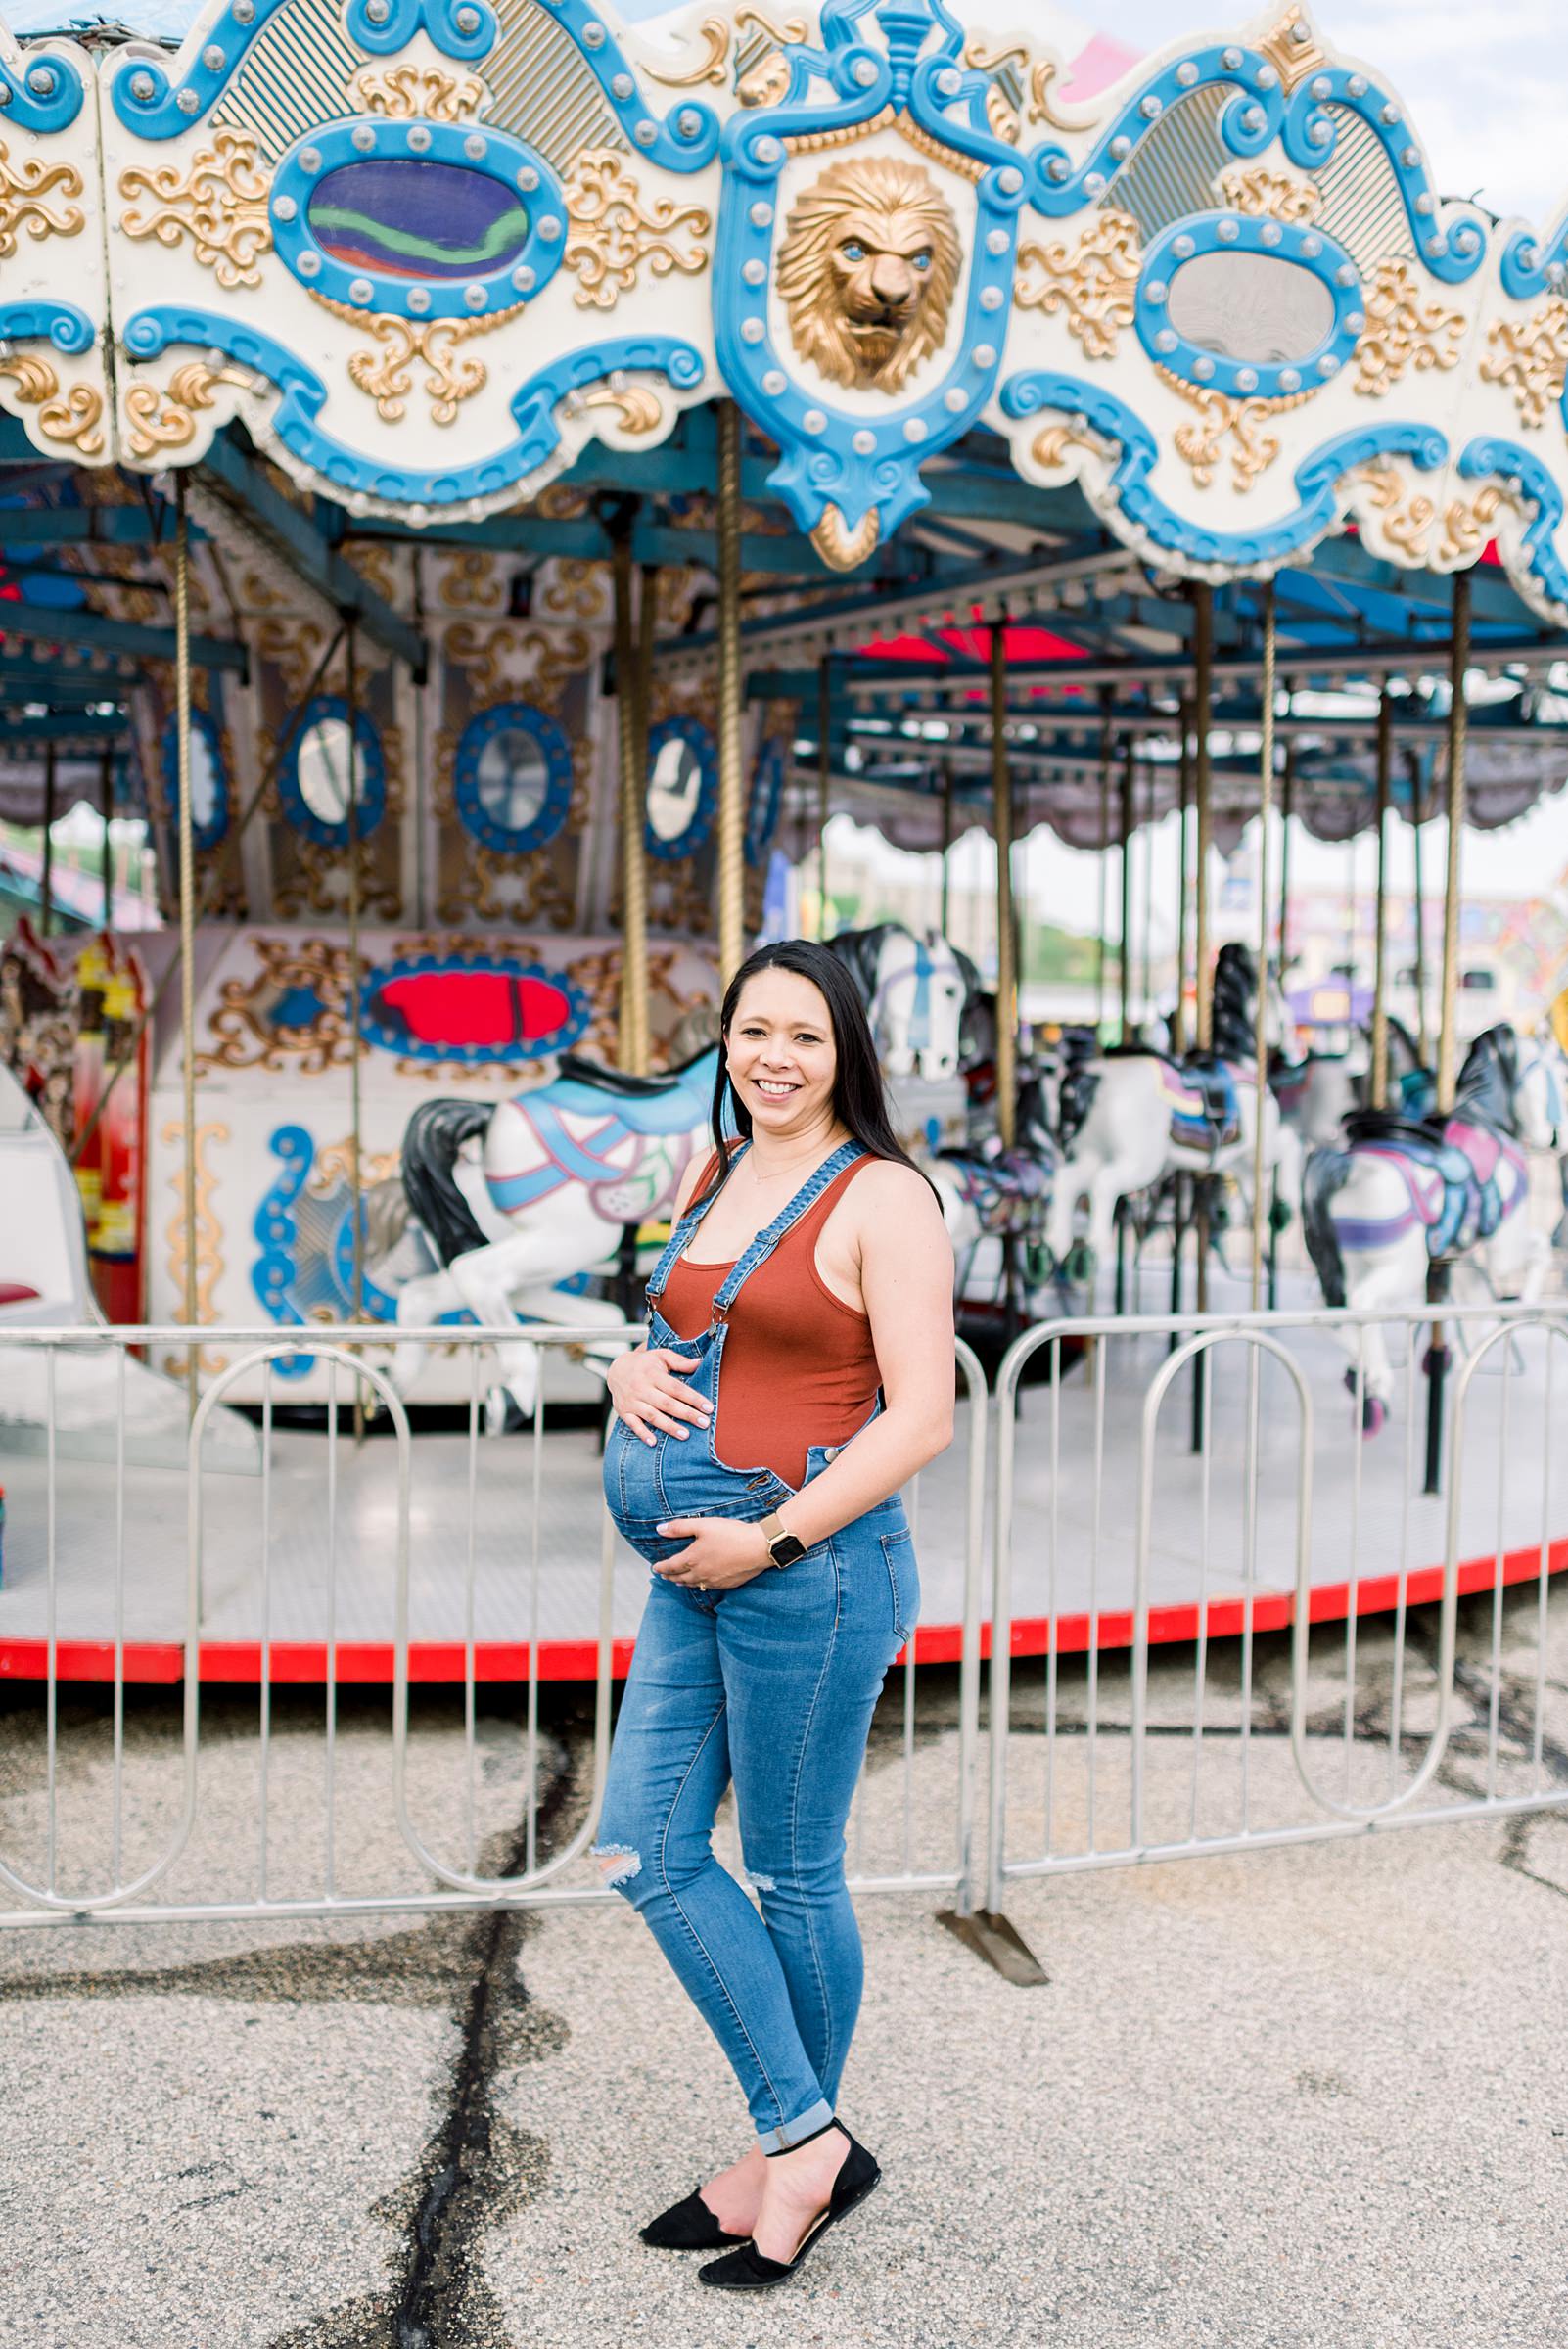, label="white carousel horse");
[386,925,976,1421]
[1515,1025,1568,1242]
[1270,1013,1430,1151]
[1301,1024,1556,1433]
[824,922,977,1079]
[1043,943,1293,1284]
